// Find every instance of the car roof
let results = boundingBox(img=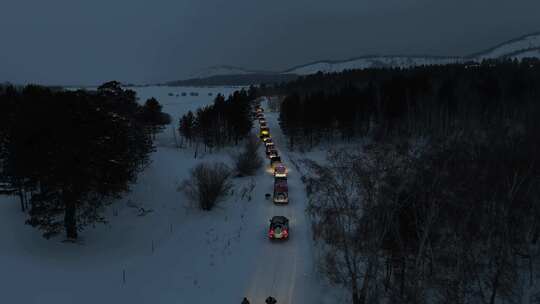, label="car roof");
[271,216,289,224]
